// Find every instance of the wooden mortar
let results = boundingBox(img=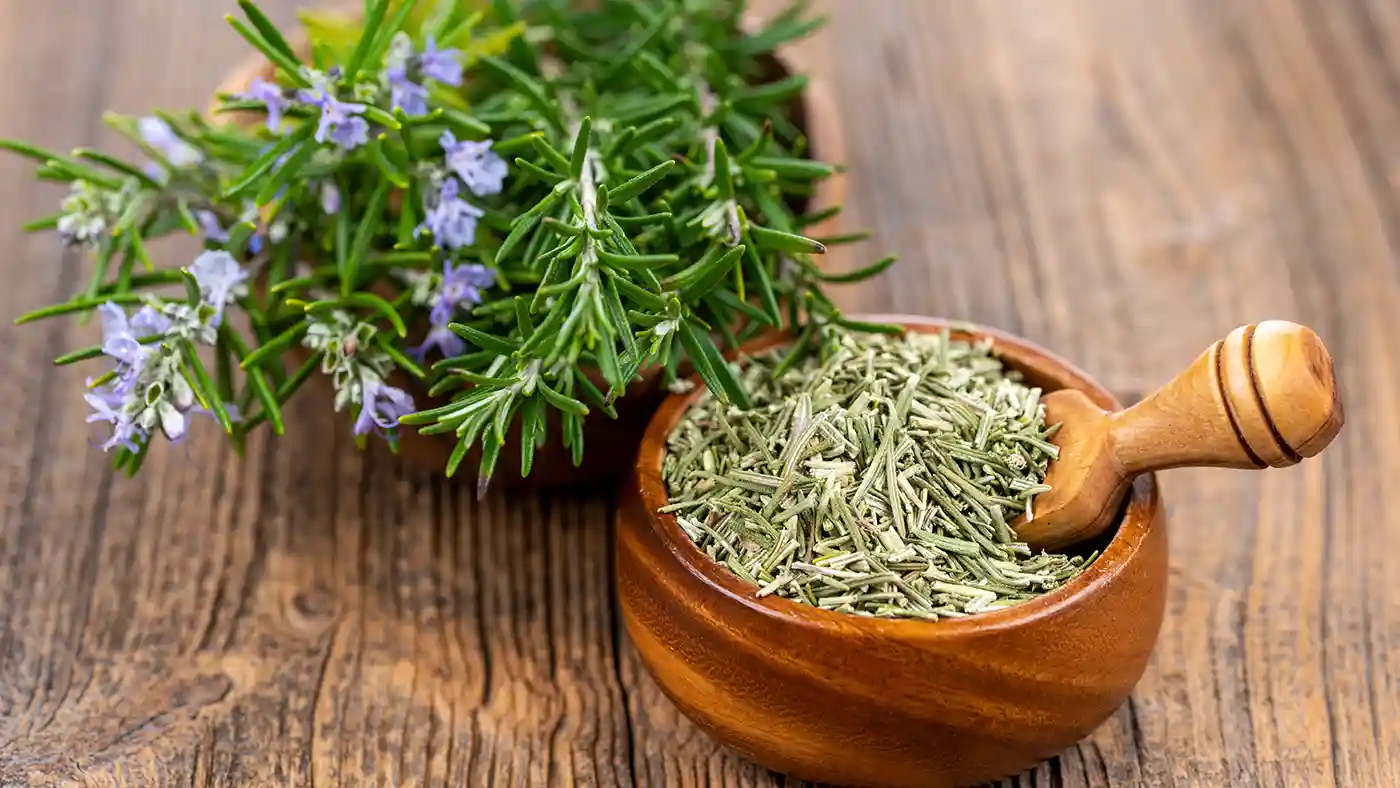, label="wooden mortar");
[616,315,1169,788]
